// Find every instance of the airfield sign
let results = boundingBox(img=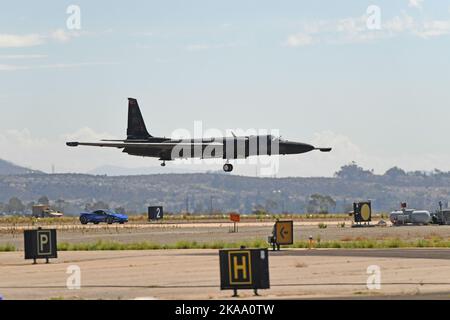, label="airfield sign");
[24,228,57,264]
[229,213,240,223]
[148,206,164,221]
[219,248,270,296]
[229,213,240,233]
[274,221,294,245]
[353,201,372,223]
